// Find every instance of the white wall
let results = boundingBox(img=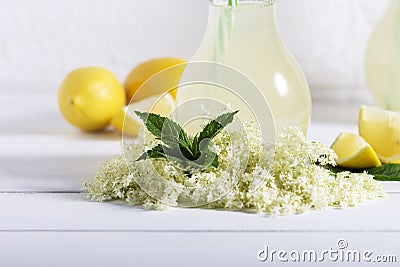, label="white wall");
[277,0,390,103]
[0,0,391,104]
